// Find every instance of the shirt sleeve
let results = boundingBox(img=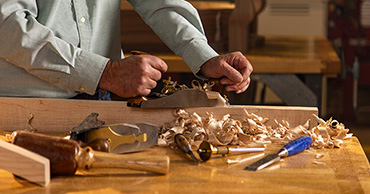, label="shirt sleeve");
[0,0,108,95]
[127,0,219,76]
